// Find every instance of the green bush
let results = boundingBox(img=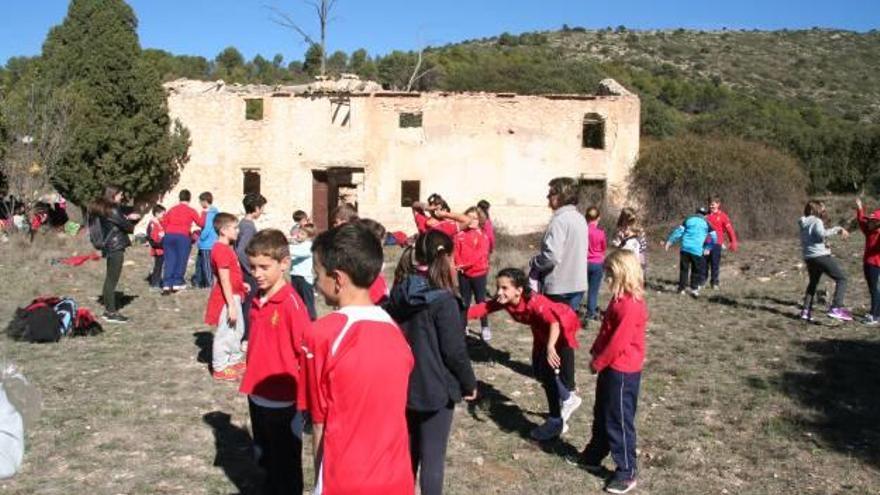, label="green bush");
[631,135,807,238]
